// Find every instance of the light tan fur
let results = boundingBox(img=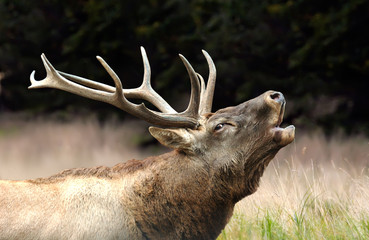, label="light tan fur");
[0,90,294,240]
